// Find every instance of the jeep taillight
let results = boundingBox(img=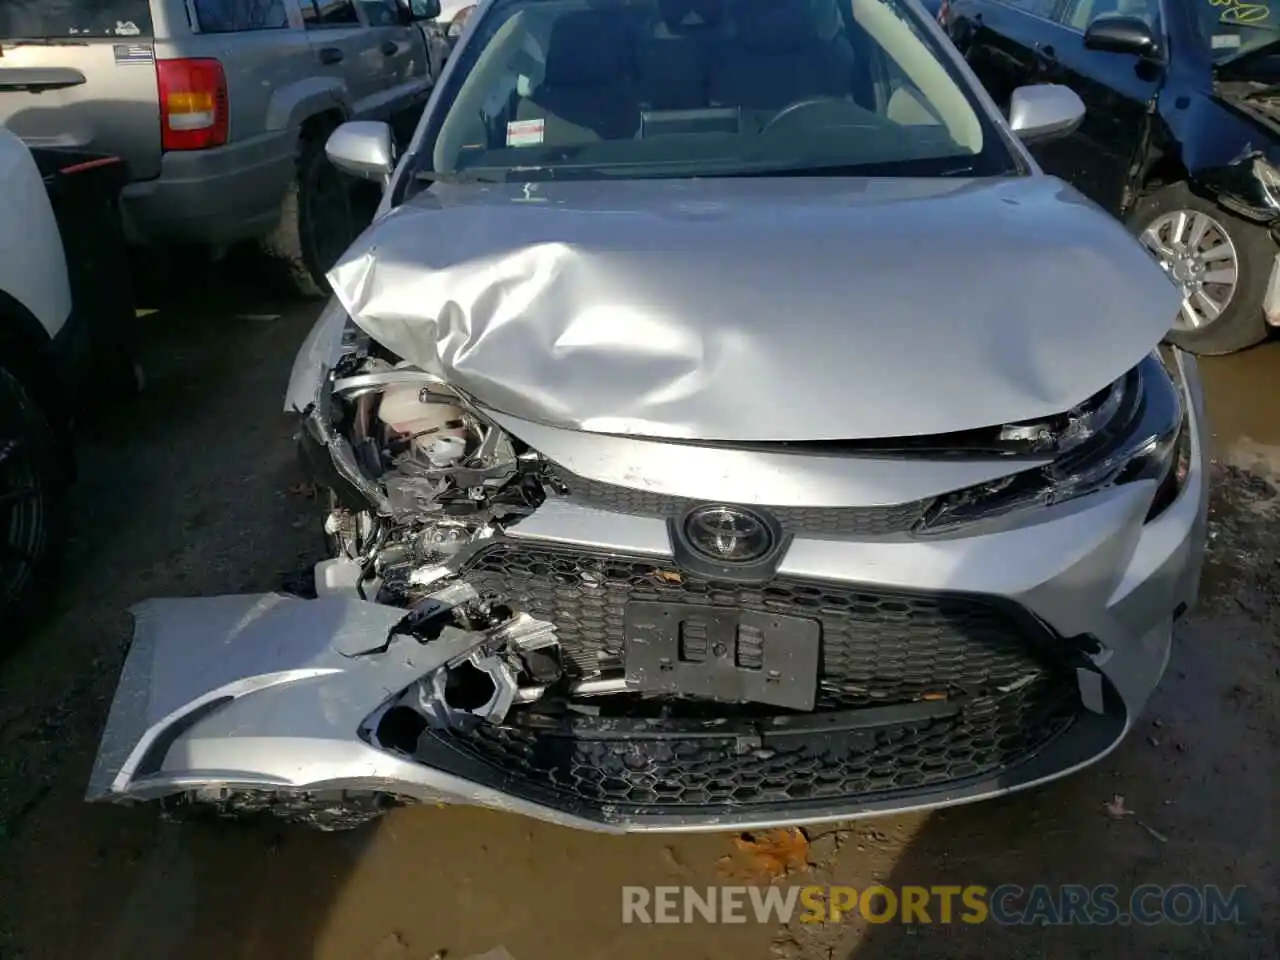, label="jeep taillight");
[157,58,228,151]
